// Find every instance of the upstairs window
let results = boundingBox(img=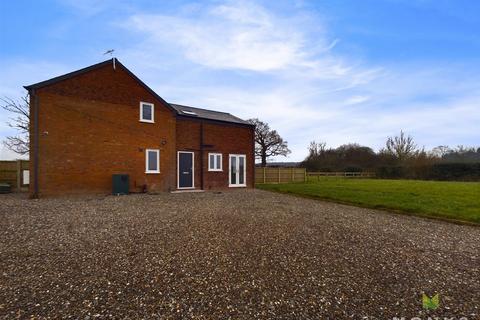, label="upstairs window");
[140,102,154,123]
[145,149,160,173]
[208,153,222,171]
